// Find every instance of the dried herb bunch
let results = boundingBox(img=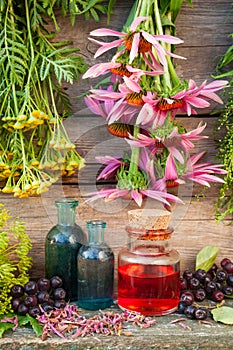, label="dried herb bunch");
[0,0,89,198]
[214,26,233,221]
[0,204,32,315]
